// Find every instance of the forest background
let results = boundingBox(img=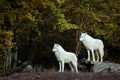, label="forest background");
[0,0,120,75]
